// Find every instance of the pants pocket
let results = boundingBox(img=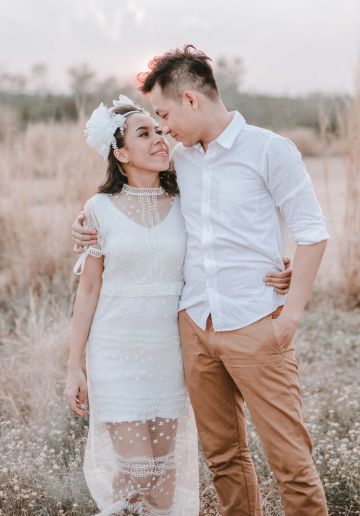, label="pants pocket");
[268,312,295,354]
